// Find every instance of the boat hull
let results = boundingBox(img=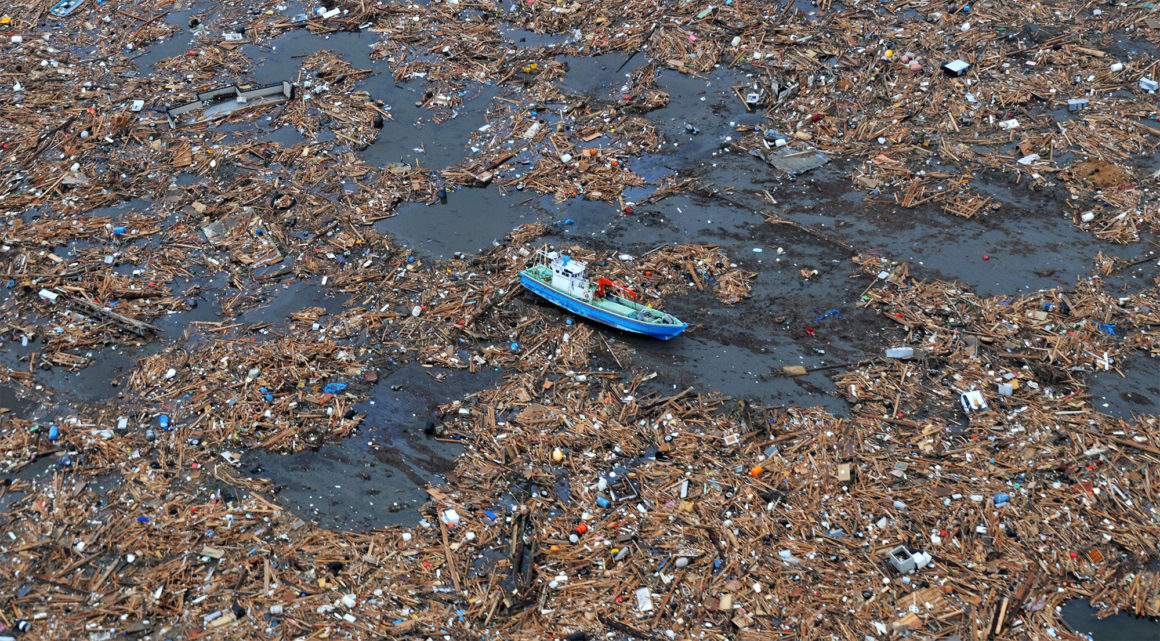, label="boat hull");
[520,273,687,340]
